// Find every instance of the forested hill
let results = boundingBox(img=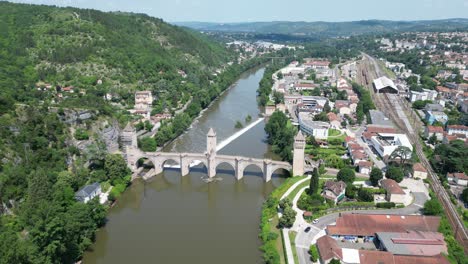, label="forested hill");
[0,1,233,109]
[0,2,243,263]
